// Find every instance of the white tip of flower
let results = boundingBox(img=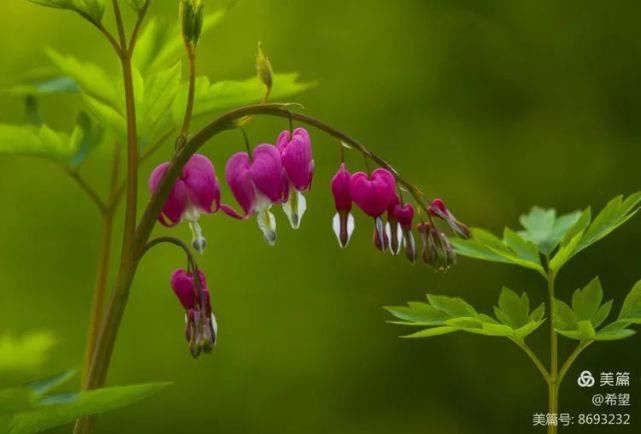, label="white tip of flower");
[189,221,207,254]
[375,216,385,247]
[390,222,403,256]
[257,209,277,246]
[282,190,307,229]
[333,212,355,248]
[211,313,218,342]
